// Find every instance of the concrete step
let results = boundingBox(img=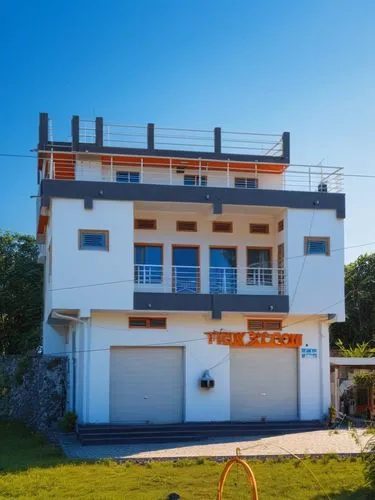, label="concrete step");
[80,435,209,446]
[78,421,322,434]
[77,421,324,446]
[78,426,322,439]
